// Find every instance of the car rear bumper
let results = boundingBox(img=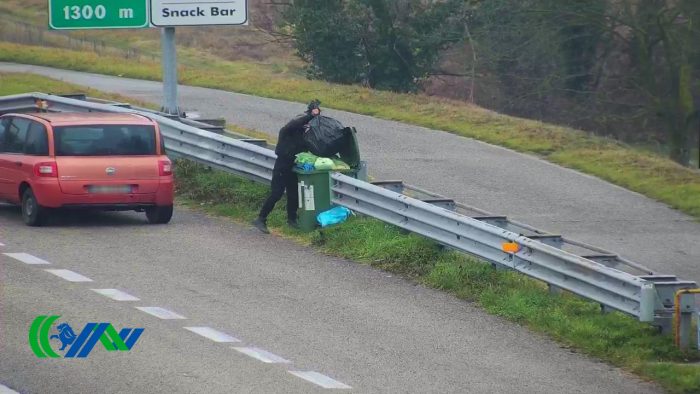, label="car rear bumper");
[32,178,174,208]
[61,203,156,211]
